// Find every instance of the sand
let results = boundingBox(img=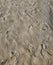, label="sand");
[0,0,53,65]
